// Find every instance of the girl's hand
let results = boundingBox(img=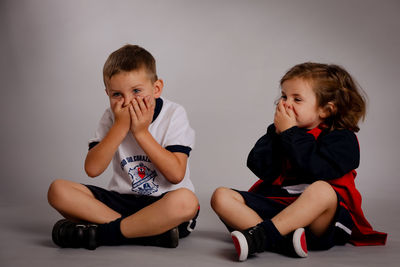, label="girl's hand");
[111,99,131,133]
[274,100,297,134]
[129,96,155,137]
